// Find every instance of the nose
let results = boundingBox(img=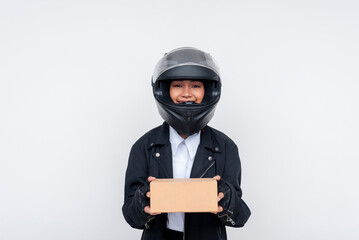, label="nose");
[182,85,191,97]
